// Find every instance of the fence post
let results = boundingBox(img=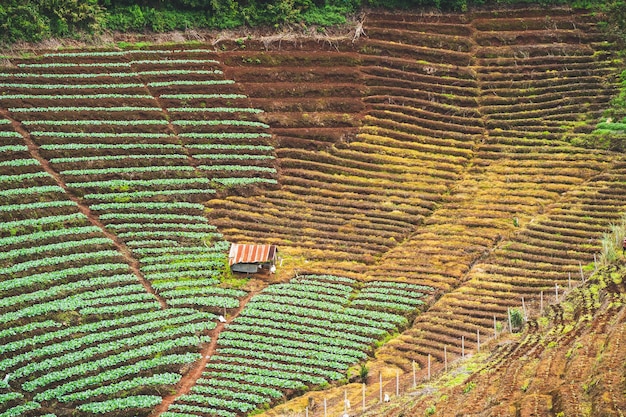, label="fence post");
[555,283,559,303]
[579,261,584,282]
[568,272,572,289]
[428,354,431,380]
[396,369,399,396]
[521,296,527,320]
[493,314,497,337]
[362,383,365,412]
[305,407,308,417]
[444,345,448,373]
[462,336,465,359]
[412,360,416,388]
[540,290,544,313]
[507,307,512,333]
[379,372,382,403]
[477,328,480,352]
[324,398,327,417]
